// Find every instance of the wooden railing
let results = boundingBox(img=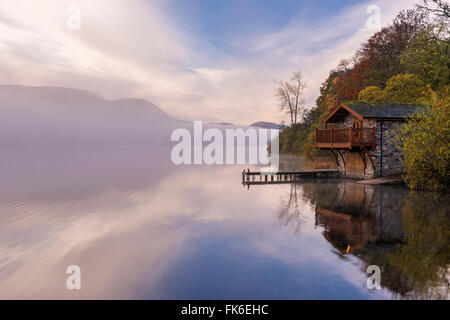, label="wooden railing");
[315,128,376,149]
